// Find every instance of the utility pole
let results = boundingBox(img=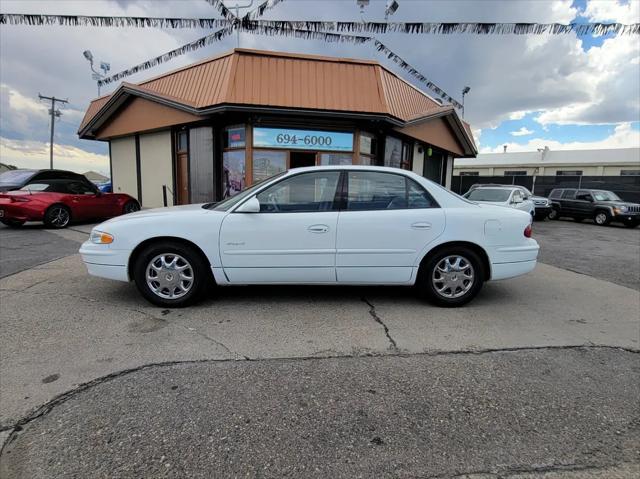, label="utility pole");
[38,94,68,169]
